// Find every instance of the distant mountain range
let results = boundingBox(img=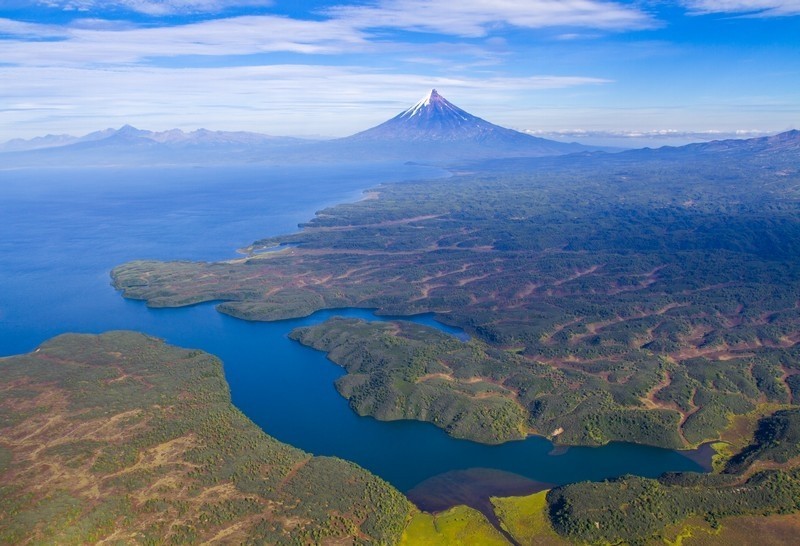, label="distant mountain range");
[1,91,797,167]
[663,129,800,155]
[0,126,303,153]
[0,126,306,166]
